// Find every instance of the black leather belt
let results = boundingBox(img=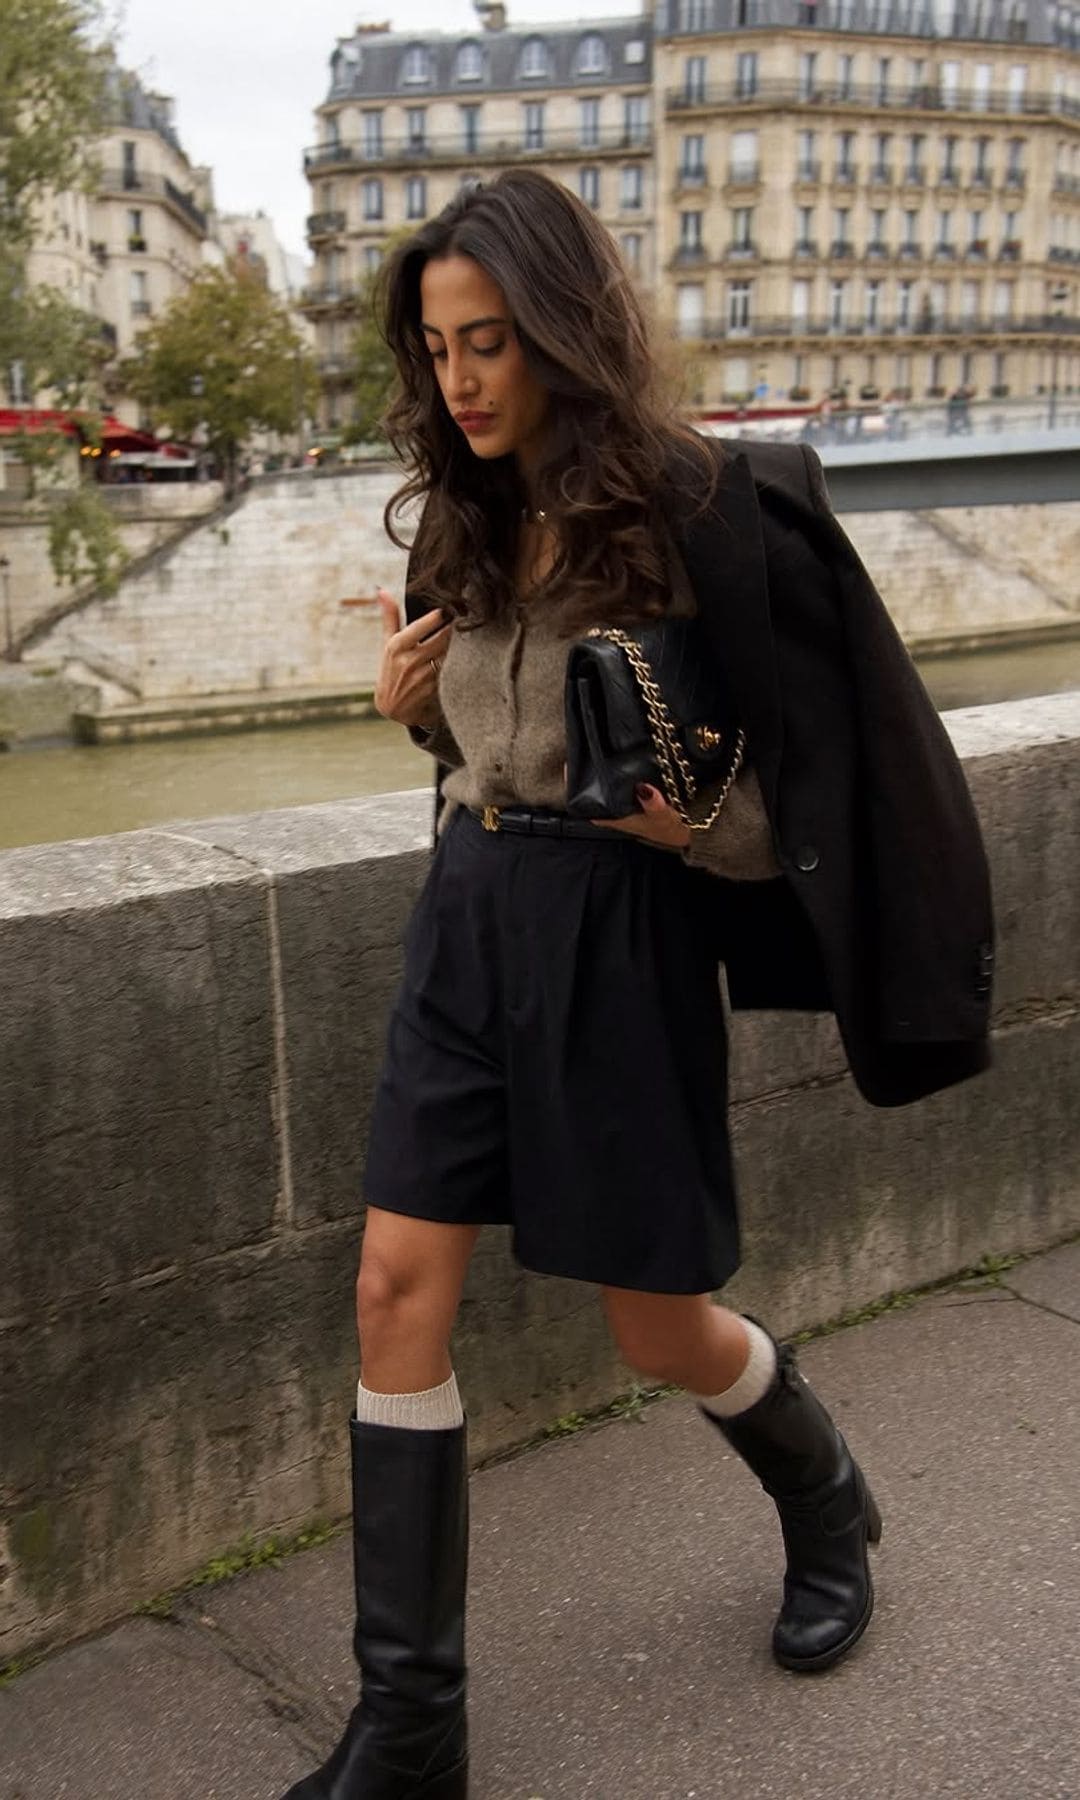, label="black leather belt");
[466,804,620,842]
